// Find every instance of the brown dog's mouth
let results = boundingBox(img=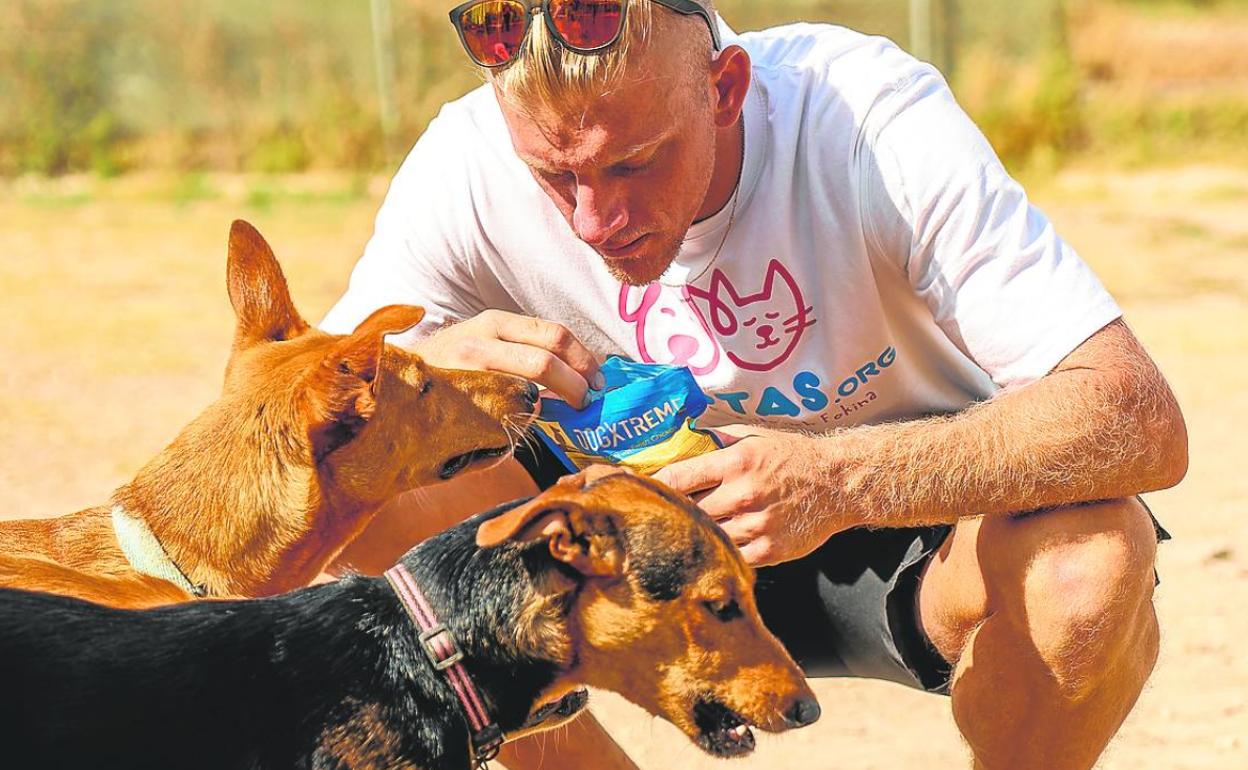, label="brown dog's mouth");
[693,698,756,757]
[438,446,509,480]
[521,688,590,730]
